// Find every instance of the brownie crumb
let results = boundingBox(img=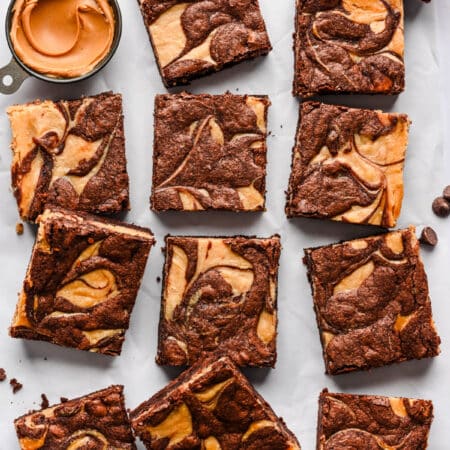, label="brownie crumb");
[10,378,23,393]
[432,197,450,217]
[156,276,161,283]
[0,368,6,381]
[420,227,438,246]
[443,185,450,201]
[16,222,24,235]
[60,397,68,403]
[40,393,49,409]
